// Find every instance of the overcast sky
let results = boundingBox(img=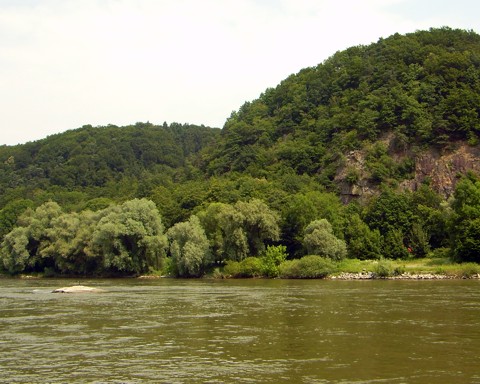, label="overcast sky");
[1,0,480,145]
